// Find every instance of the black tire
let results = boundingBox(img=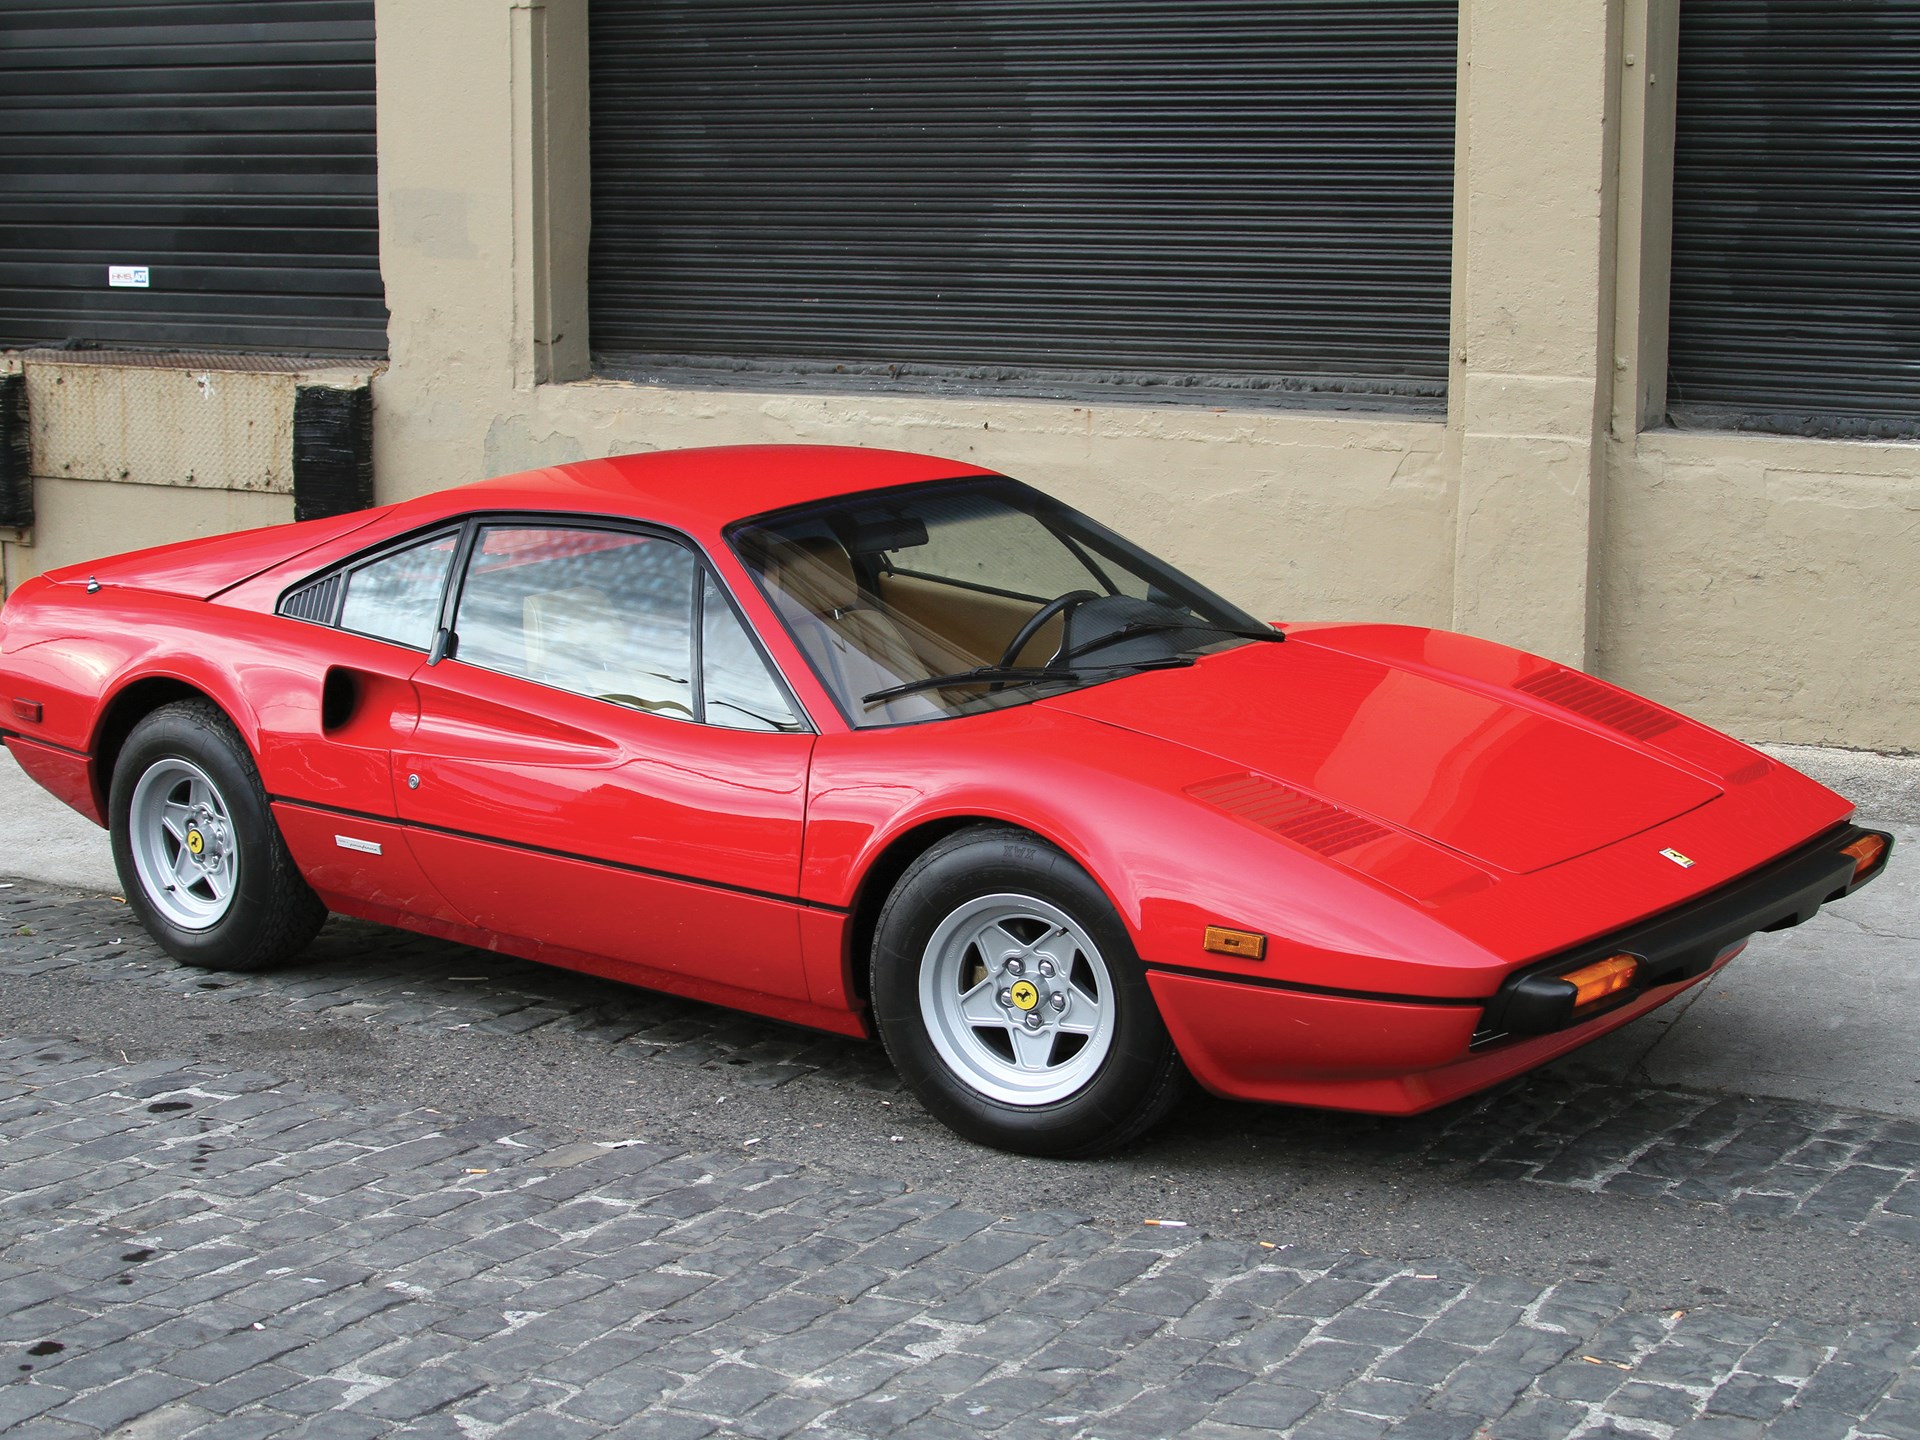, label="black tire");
[871,824,1187,1156]
[108,699,326,971]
